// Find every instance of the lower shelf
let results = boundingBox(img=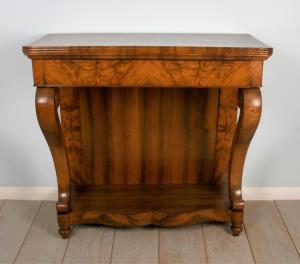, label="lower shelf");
[63,184,231,227]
